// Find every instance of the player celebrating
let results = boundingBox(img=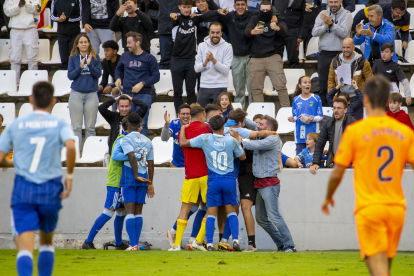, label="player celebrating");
[0,82,76,276]
[179,115,246,251]
[322,75,414,276]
